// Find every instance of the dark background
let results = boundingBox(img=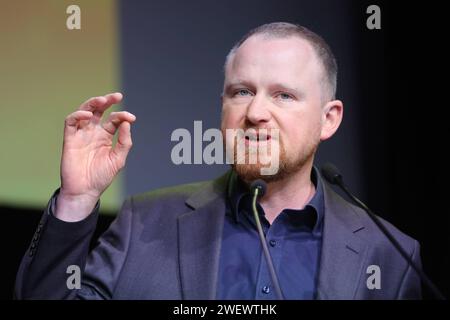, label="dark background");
[121,0,365,197]
[1,0,448,300]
